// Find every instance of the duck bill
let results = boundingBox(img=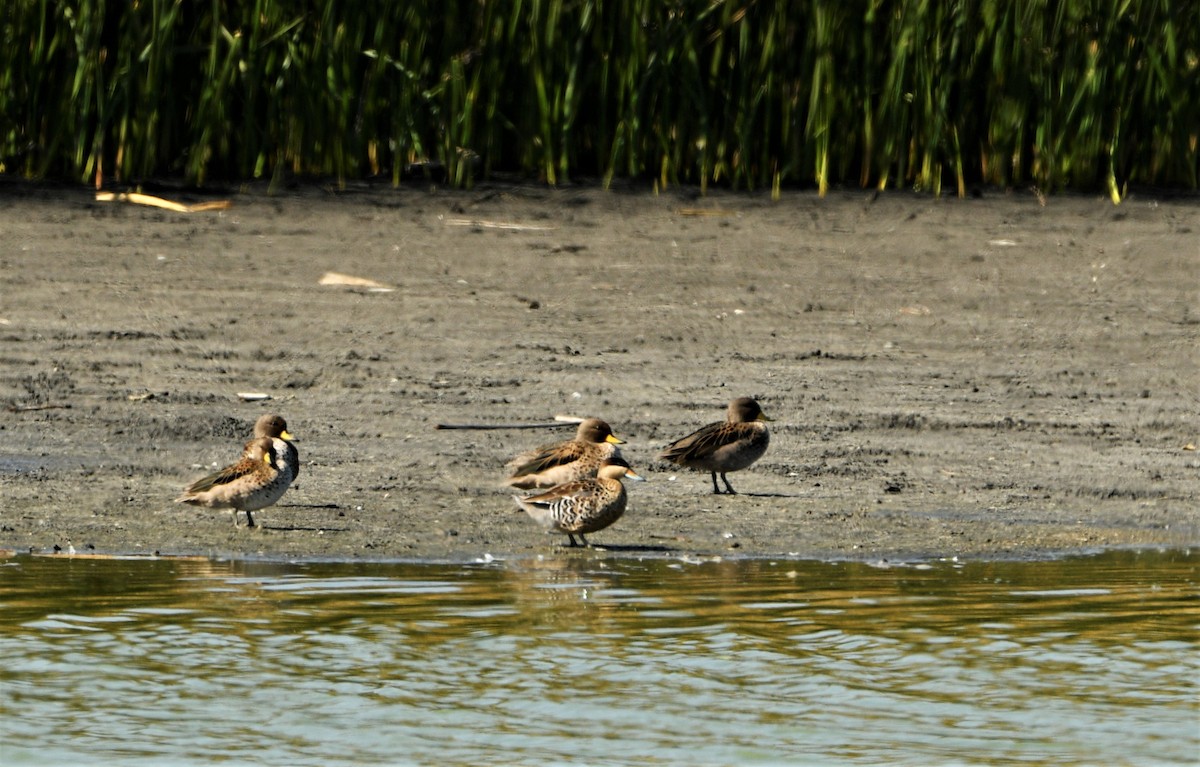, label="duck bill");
[606,435,625,445]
